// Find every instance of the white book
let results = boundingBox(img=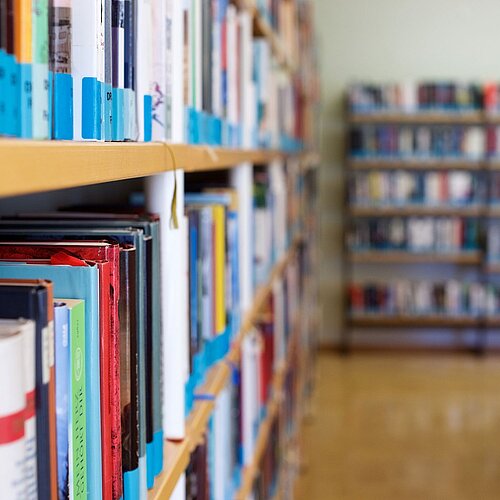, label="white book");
[21,319,37,499]
[401,82,417,113]
[151,0,167,141]
[171,0,184,142]
[273,279,285,368]
[241,331,260,466]
[270,159,287,258]
[464,127,485,159]
[72,0,103,140]
[239,10,253,148]
[0,321,27,499]
[146,172,188,440]
[416,126,431,156]
[194,0,202,111]
[97,0,105,139]
[136,0,153,141]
